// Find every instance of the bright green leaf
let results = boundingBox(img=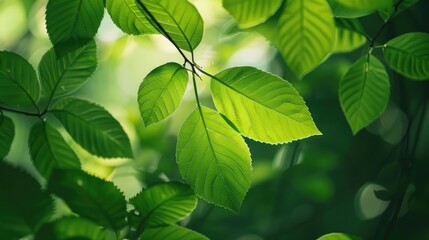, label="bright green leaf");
[339,55,390,134]
[136,0,204,51]
[140,225,208,240]
[379,0,419,20]
[138,63,188,127]
[38,40,97,99]
[0,51,39,112]
[177,107,252,213]
[317,232,363,240]
[29,121,80,179]
[383,32,429,80]
[0,161,53,238]
[0,115,14,159]
[48,169,128,232]
[130,182,197,229]
[334,18,367,53]
[222,0,283,28]
[106,0,157,35]
[51,98,133,159]
[277,0,336,78]
[328,0,375,18]
[211,67,321,144]
[35,217,106,240]
[45,0,104,45]
[335,0,392,12]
